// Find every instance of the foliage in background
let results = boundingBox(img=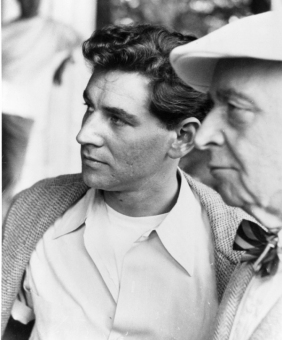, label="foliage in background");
[109,0,270,36]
